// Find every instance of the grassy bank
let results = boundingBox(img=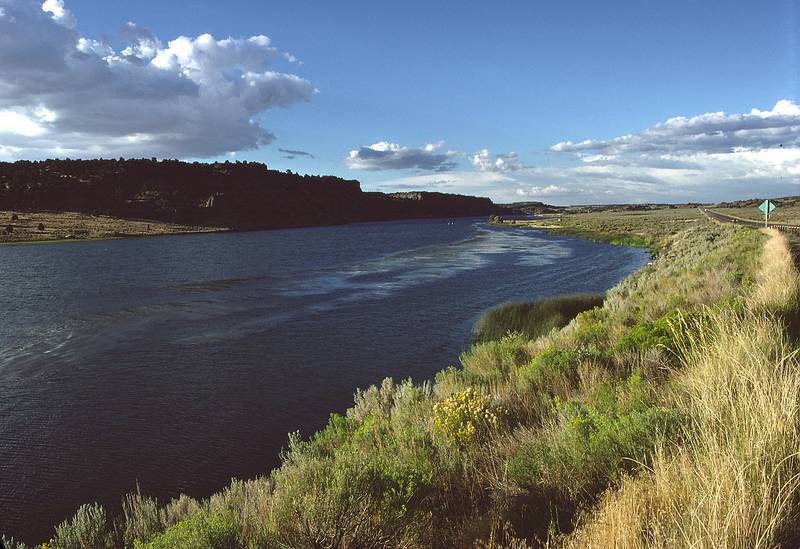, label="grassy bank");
[492,207,703,252]
[8,211,799,548]
[0,210,228,244]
